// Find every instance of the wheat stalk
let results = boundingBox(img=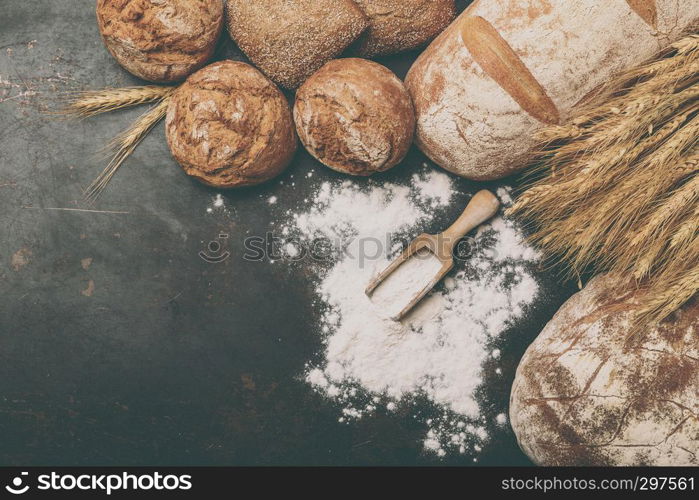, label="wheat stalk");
[635,261,699,327]
[512,107,699,227]
[670,205,699,249]
[83,97,171,203]
[60,85,174,118]
[510,31,699,329]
